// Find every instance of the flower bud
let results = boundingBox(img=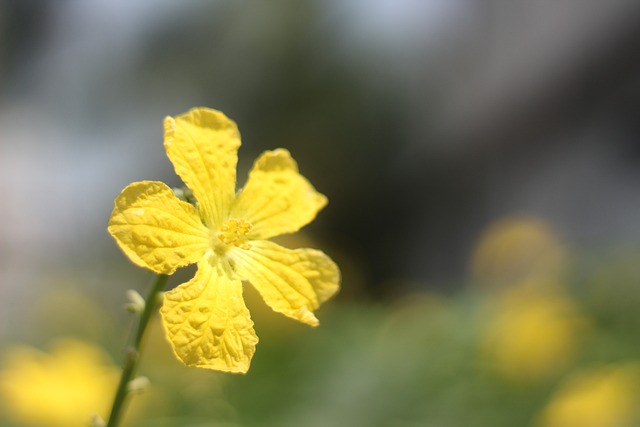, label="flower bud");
[90,415,106,427]
[127,376,150,394]
[124,289,145,313]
